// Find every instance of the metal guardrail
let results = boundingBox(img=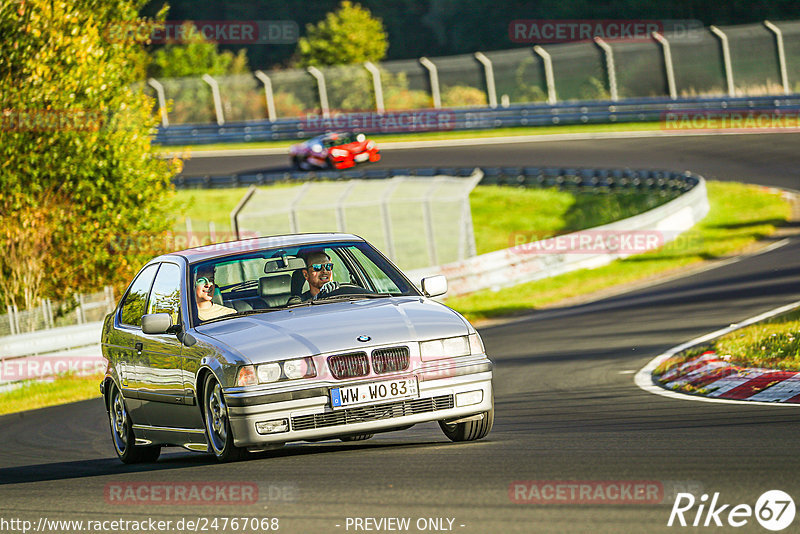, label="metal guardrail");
[176,164,700,192]
[156,94,800,146]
